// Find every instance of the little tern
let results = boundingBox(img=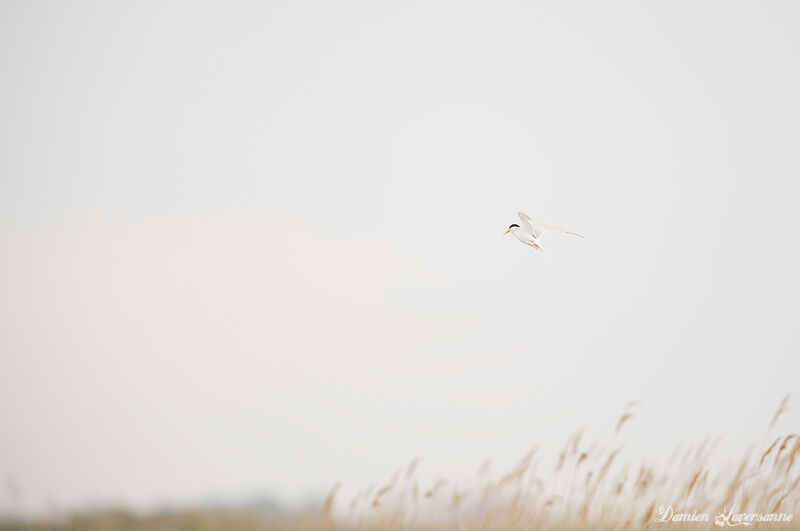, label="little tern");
[504,212,585,252]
